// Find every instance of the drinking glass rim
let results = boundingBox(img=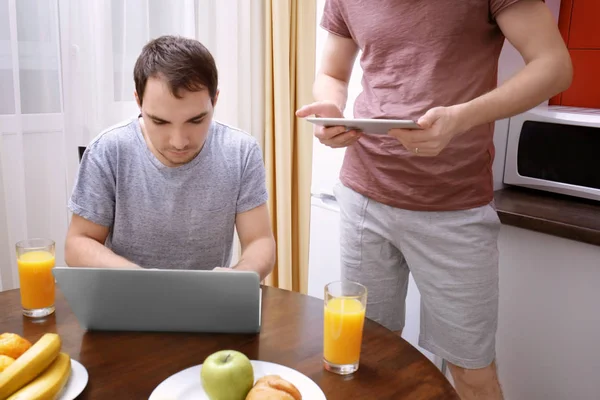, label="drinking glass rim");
[15,238,55,250]
[325,280,368,298]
